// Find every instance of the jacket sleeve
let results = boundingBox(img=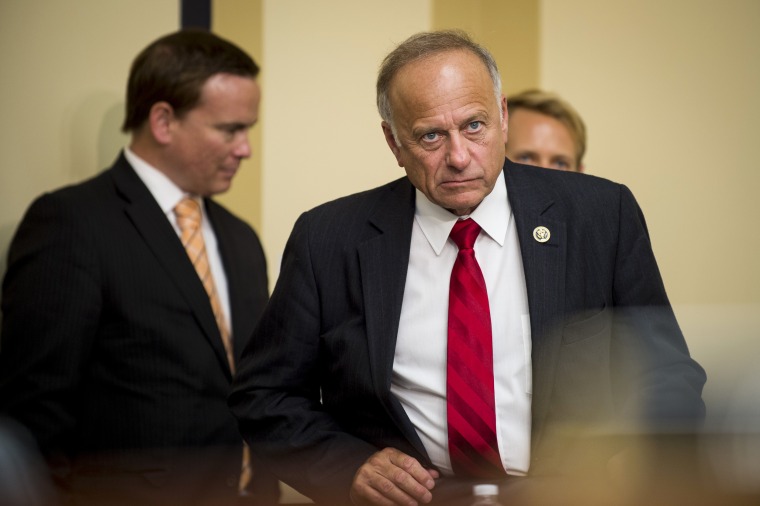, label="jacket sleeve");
[230,211,377,505]
[610,184,706,429]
